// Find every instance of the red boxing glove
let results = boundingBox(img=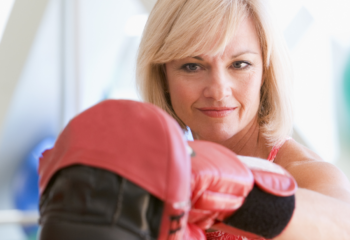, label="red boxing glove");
[38,100,205,240]
[188,140,254,228]
[188,140,297,239]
